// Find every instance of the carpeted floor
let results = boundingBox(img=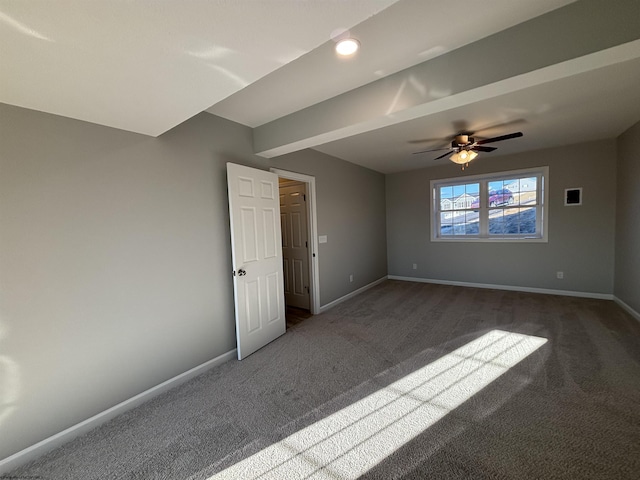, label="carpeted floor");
[9,280,640,479]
